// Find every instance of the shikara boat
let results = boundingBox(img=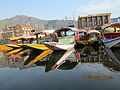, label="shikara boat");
[1,27,76,51]
[102,22,120,48]
[0,32,49,51]
[0,28,77,67]
[42,27,78,50]
[75,29,87,46]
[75,29,101,47]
